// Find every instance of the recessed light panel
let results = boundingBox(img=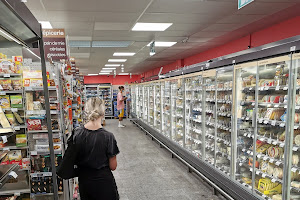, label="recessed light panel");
[147,42,177,47]
[92,41,133,47]
[69,41,91,48]
[105,64,121,67]
[101,70,113,73]
[102,68,116,70]
[88,74,98,76]
[119,73,129,75]
[132,23,172,31]
[39,21,53,29]
[108,59,127,62]
[113,52,135,56]
[99,72,110,75]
